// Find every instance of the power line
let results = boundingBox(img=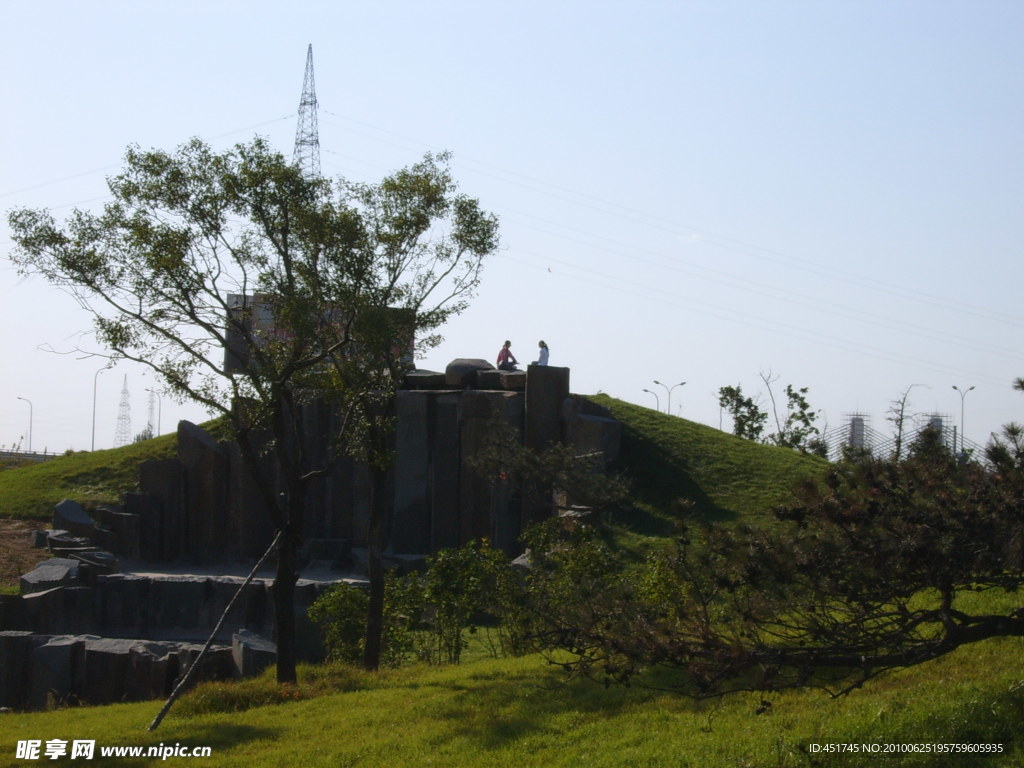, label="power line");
[5,106,1020,390]
[495,247,1011,388]
[318,109,1024,329]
